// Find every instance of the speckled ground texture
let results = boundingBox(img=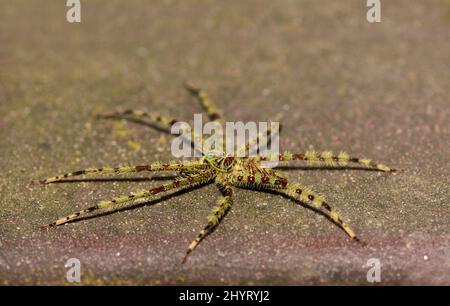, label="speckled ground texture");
[0,0,449,285]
